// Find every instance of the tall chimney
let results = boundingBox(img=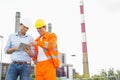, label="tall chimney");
[79,0,90,78]
[48,23,52,33]
[15,12,20,32]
